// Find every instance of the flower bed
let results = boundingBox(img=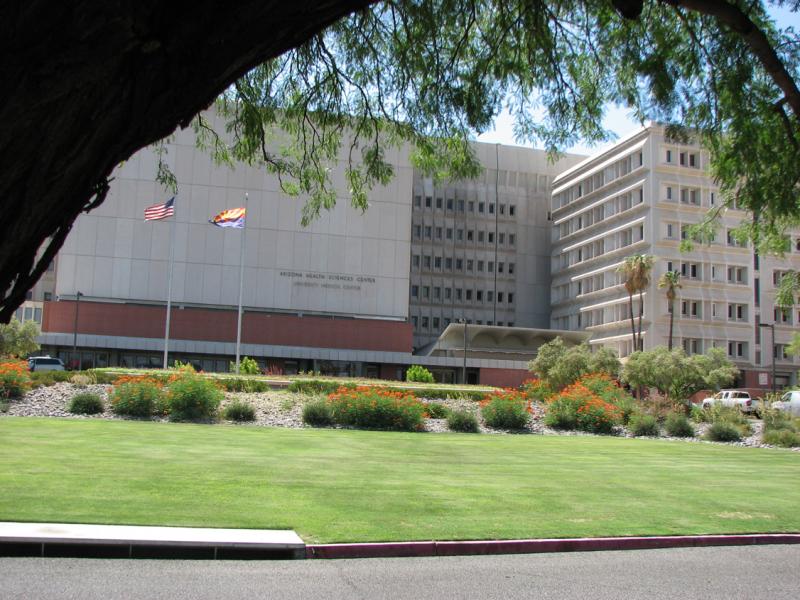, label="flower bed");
[327,386,426,431]
[479,389,532,429]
